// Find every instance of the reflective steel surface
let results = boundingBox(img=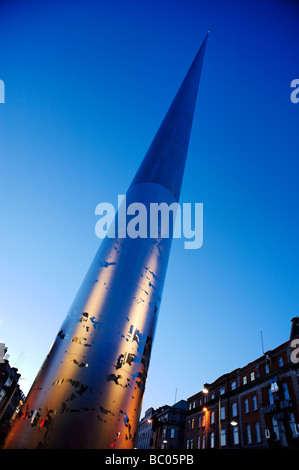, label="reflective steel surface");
[4,35,208,449]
